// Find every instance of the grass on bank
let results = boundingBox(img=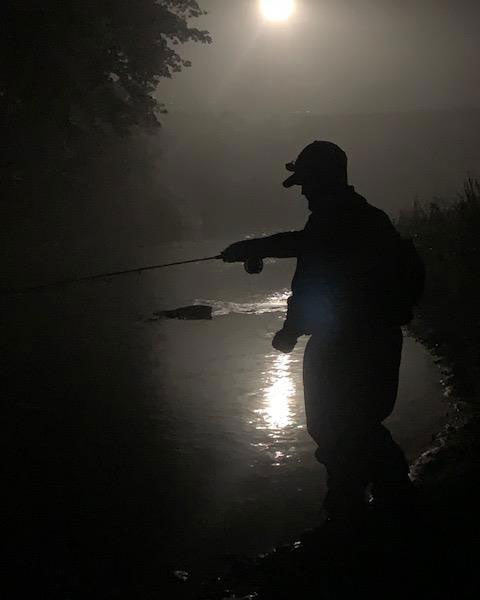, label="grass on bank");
[397,178,480,398]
